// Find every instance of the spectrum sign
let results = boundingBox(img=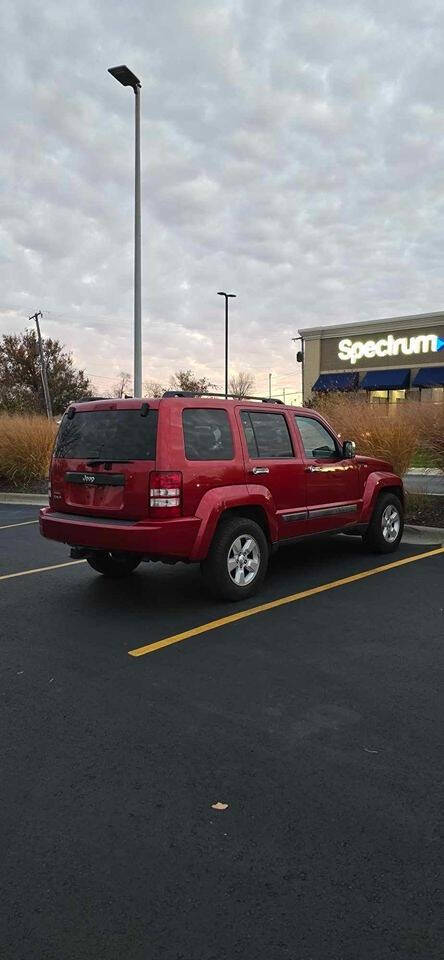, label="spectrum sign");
[338,333,444,365]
